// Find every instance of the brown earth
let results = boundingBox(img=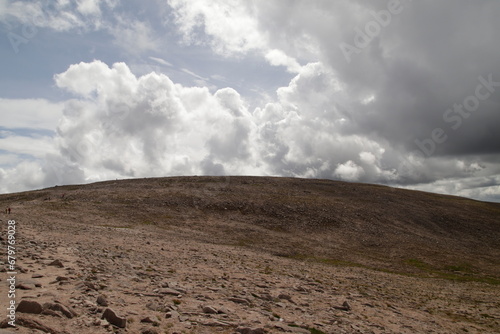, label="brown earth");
[0,176,499,333]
